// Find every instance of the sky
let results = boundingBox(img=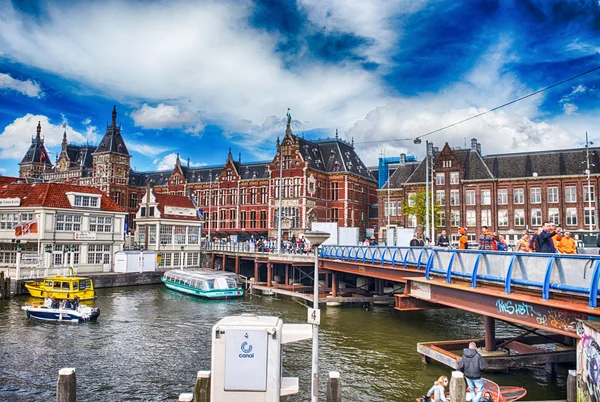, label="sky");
[0,0,599,177]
